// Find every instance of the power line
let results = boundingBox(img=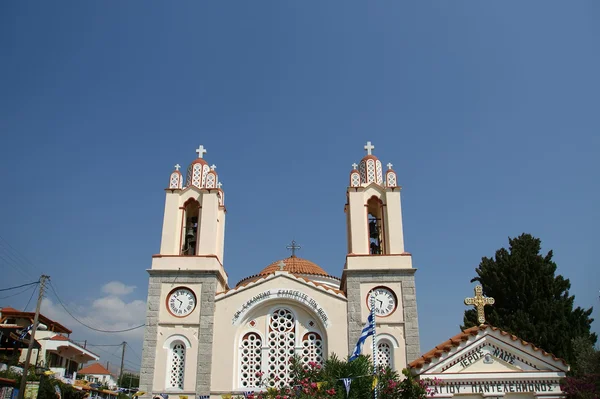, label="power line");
[24,285,37,311]
[0,281,39,292]
[48,282,145,333]
[0,235,41,278]
[87,344,141,369]
[0,284,37,300]
[126,342,142,361]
